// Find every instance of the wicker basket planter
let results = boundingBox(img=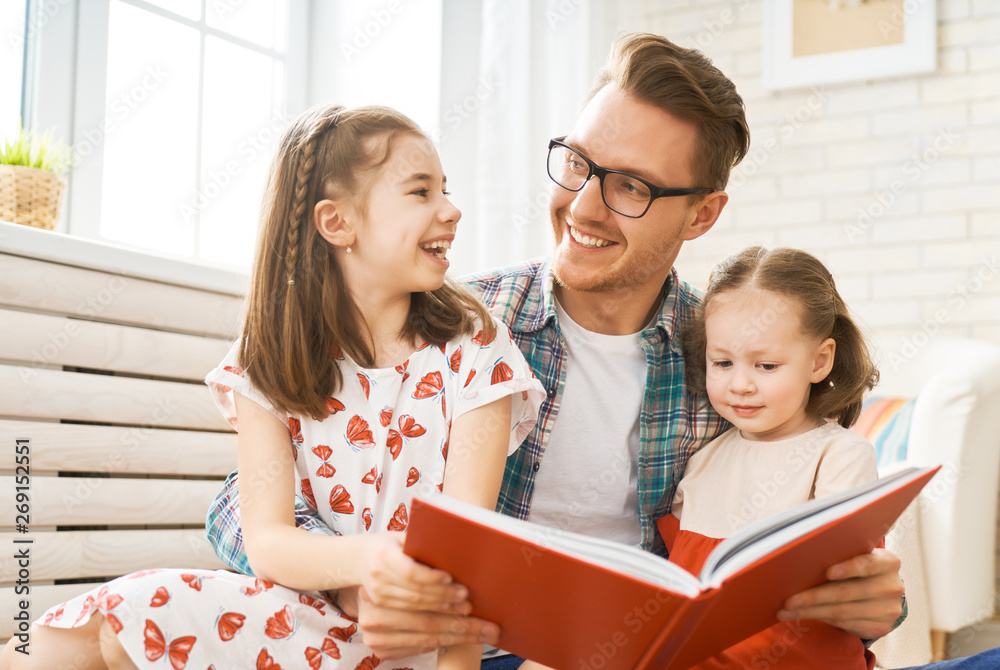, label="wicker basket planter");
[0,164,66,230]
